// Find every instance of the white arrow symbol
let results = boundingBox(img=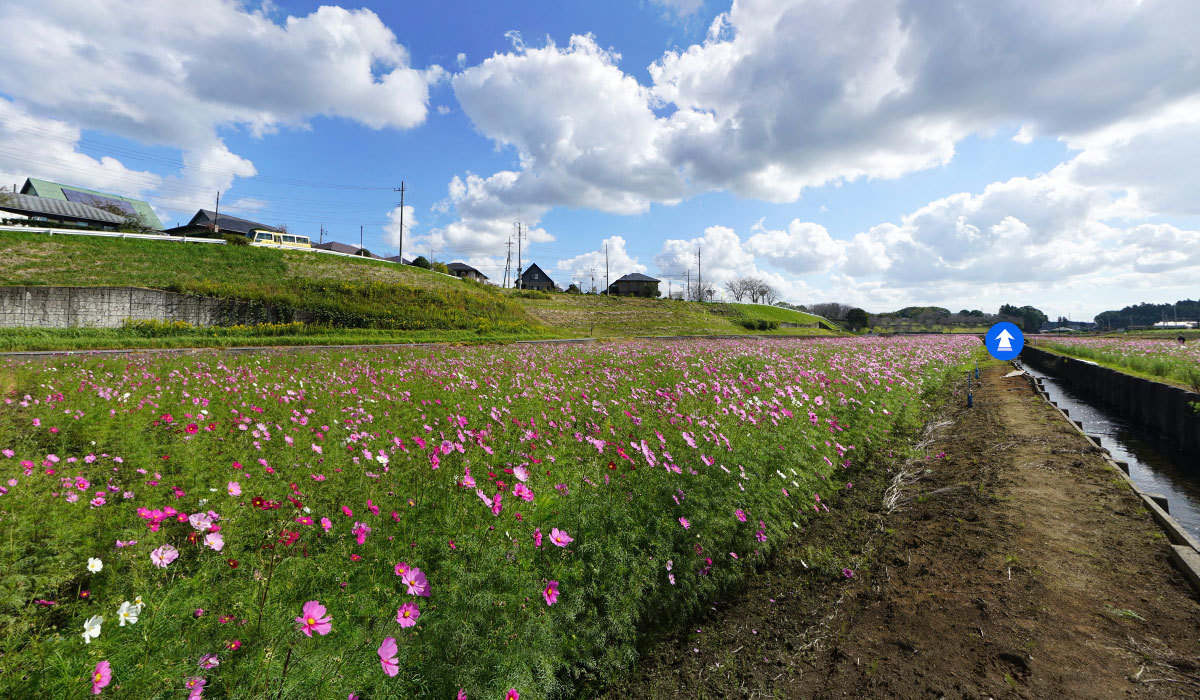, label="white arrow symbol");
[996,329,1014,351]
